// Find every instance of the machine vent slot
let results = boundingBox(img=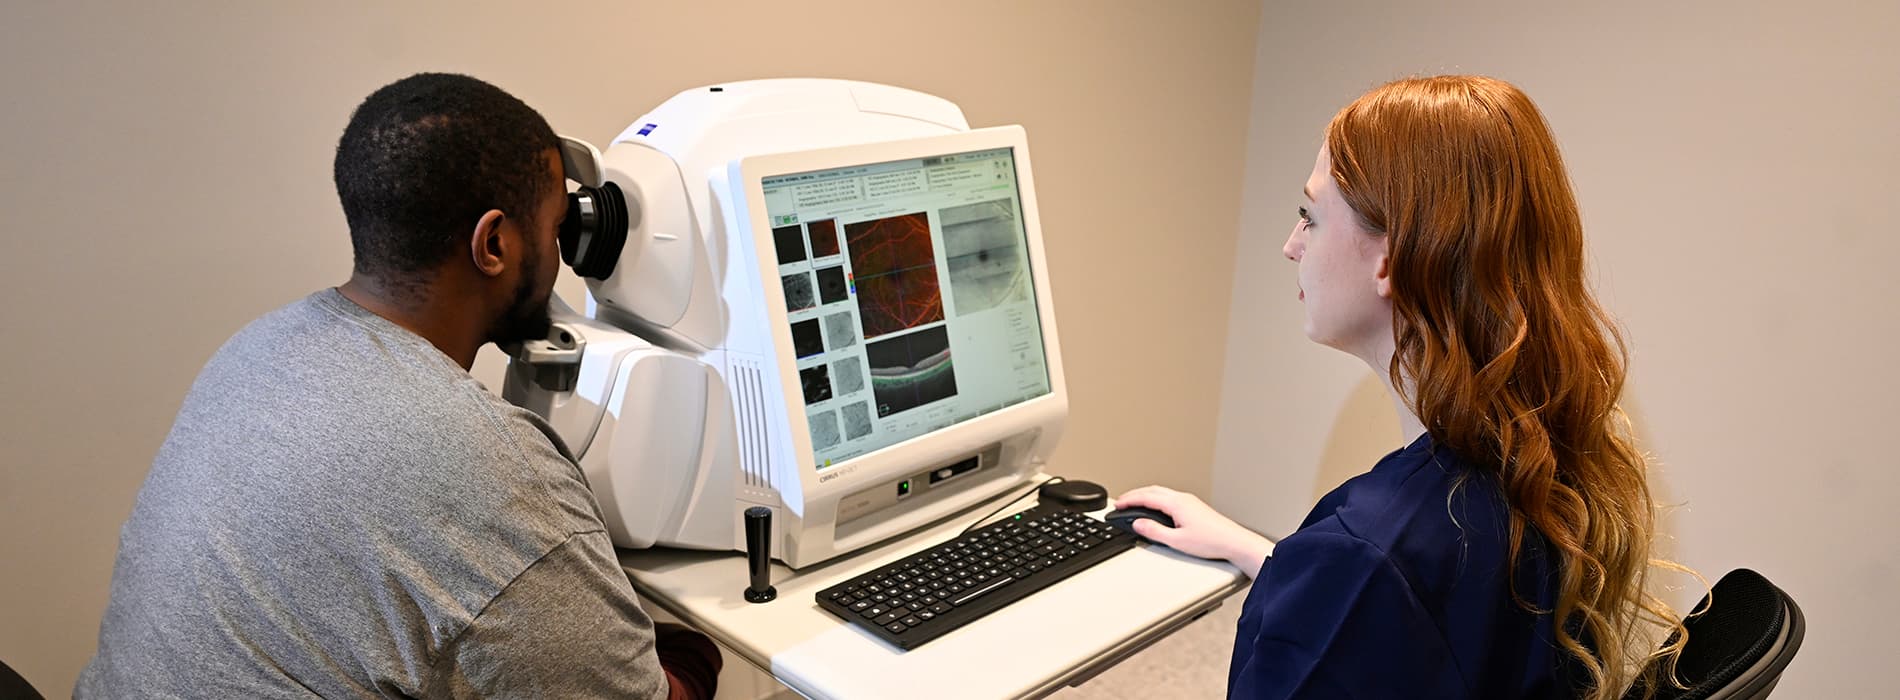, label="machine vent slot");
[732,359,773,489]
